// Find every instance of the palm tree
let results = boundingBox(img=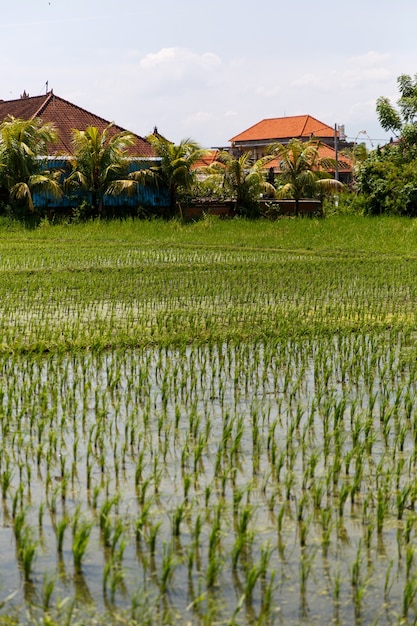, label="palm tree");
[66,124,138,215]
[0,115,62,211]
[203,151,275,217]
[269,138,344,215]
[147,134,208,216]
